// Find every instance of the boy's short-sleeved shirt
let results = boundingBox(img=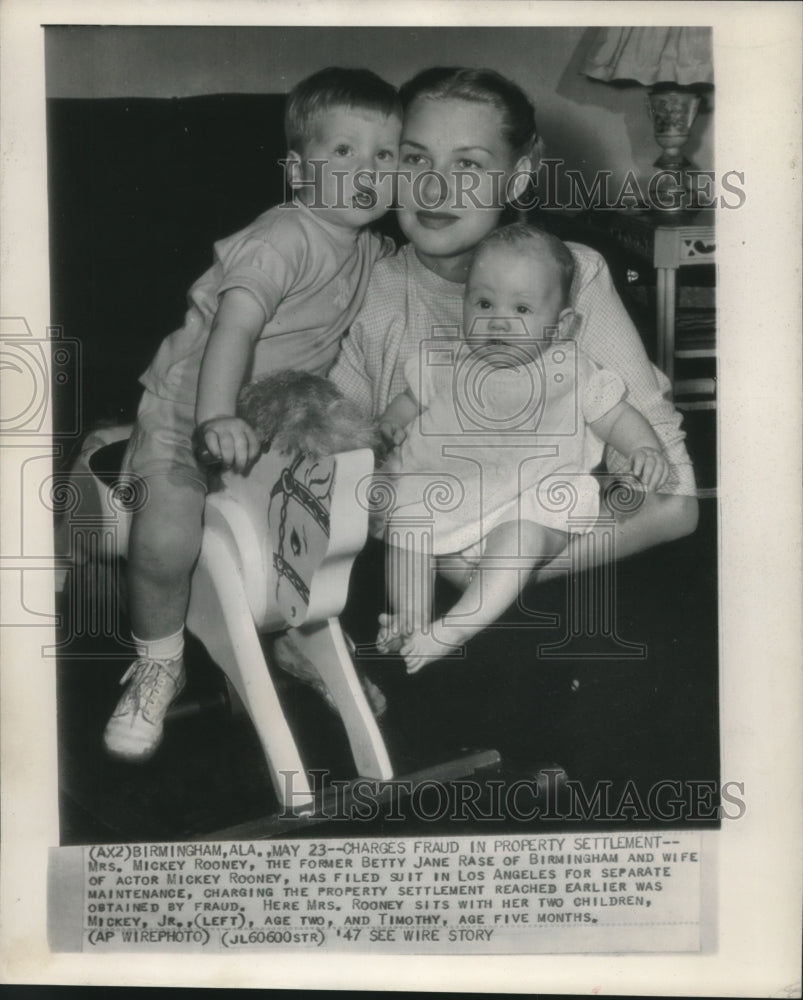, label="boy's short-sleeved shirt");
[141,200,391,406]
